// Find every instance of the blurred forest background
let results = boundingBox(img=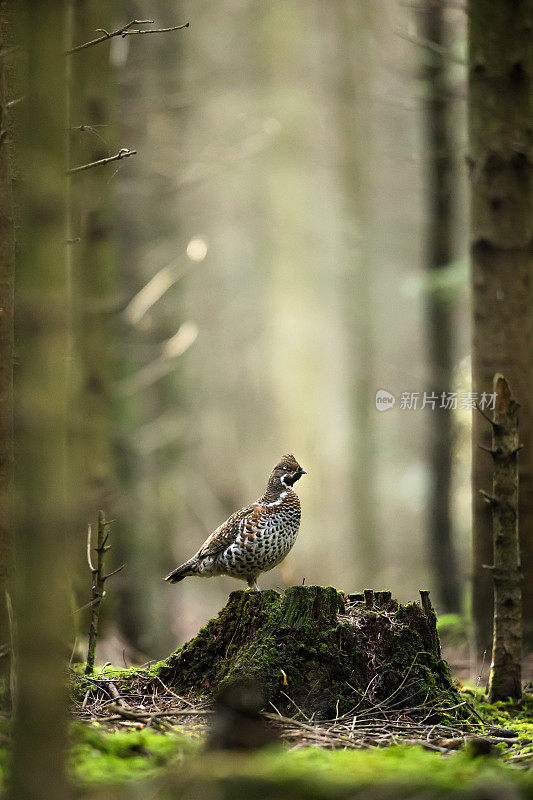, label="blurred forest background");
[8,0,532,674]
[3,2,533,797]
[64,0,473,662]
